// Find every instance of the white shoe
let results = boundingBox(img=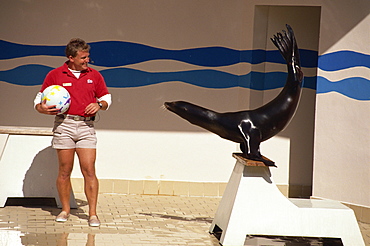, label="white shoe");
[89,215,100,227]
[55,211,69,222]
